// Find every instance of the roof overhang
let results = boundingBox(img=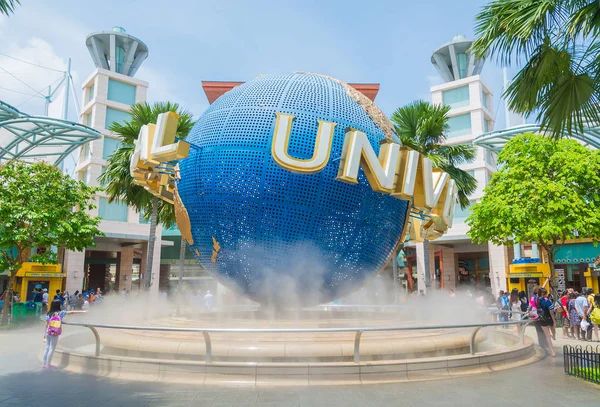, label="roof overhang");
[473,124,600,152]
[201,80,380,104]
[0,100,101,166]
